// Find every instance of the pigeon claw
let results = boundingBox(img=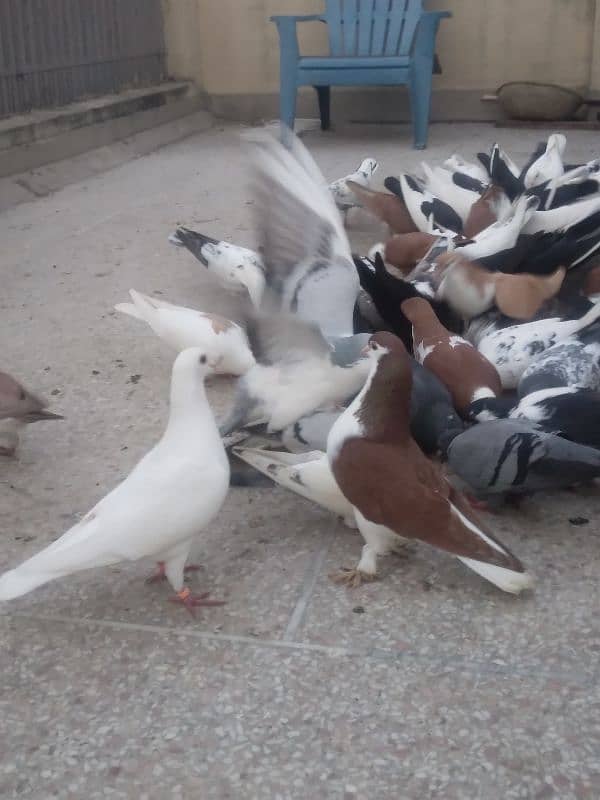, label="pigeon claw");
[169,587,226,617]
[328,567,377,589]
